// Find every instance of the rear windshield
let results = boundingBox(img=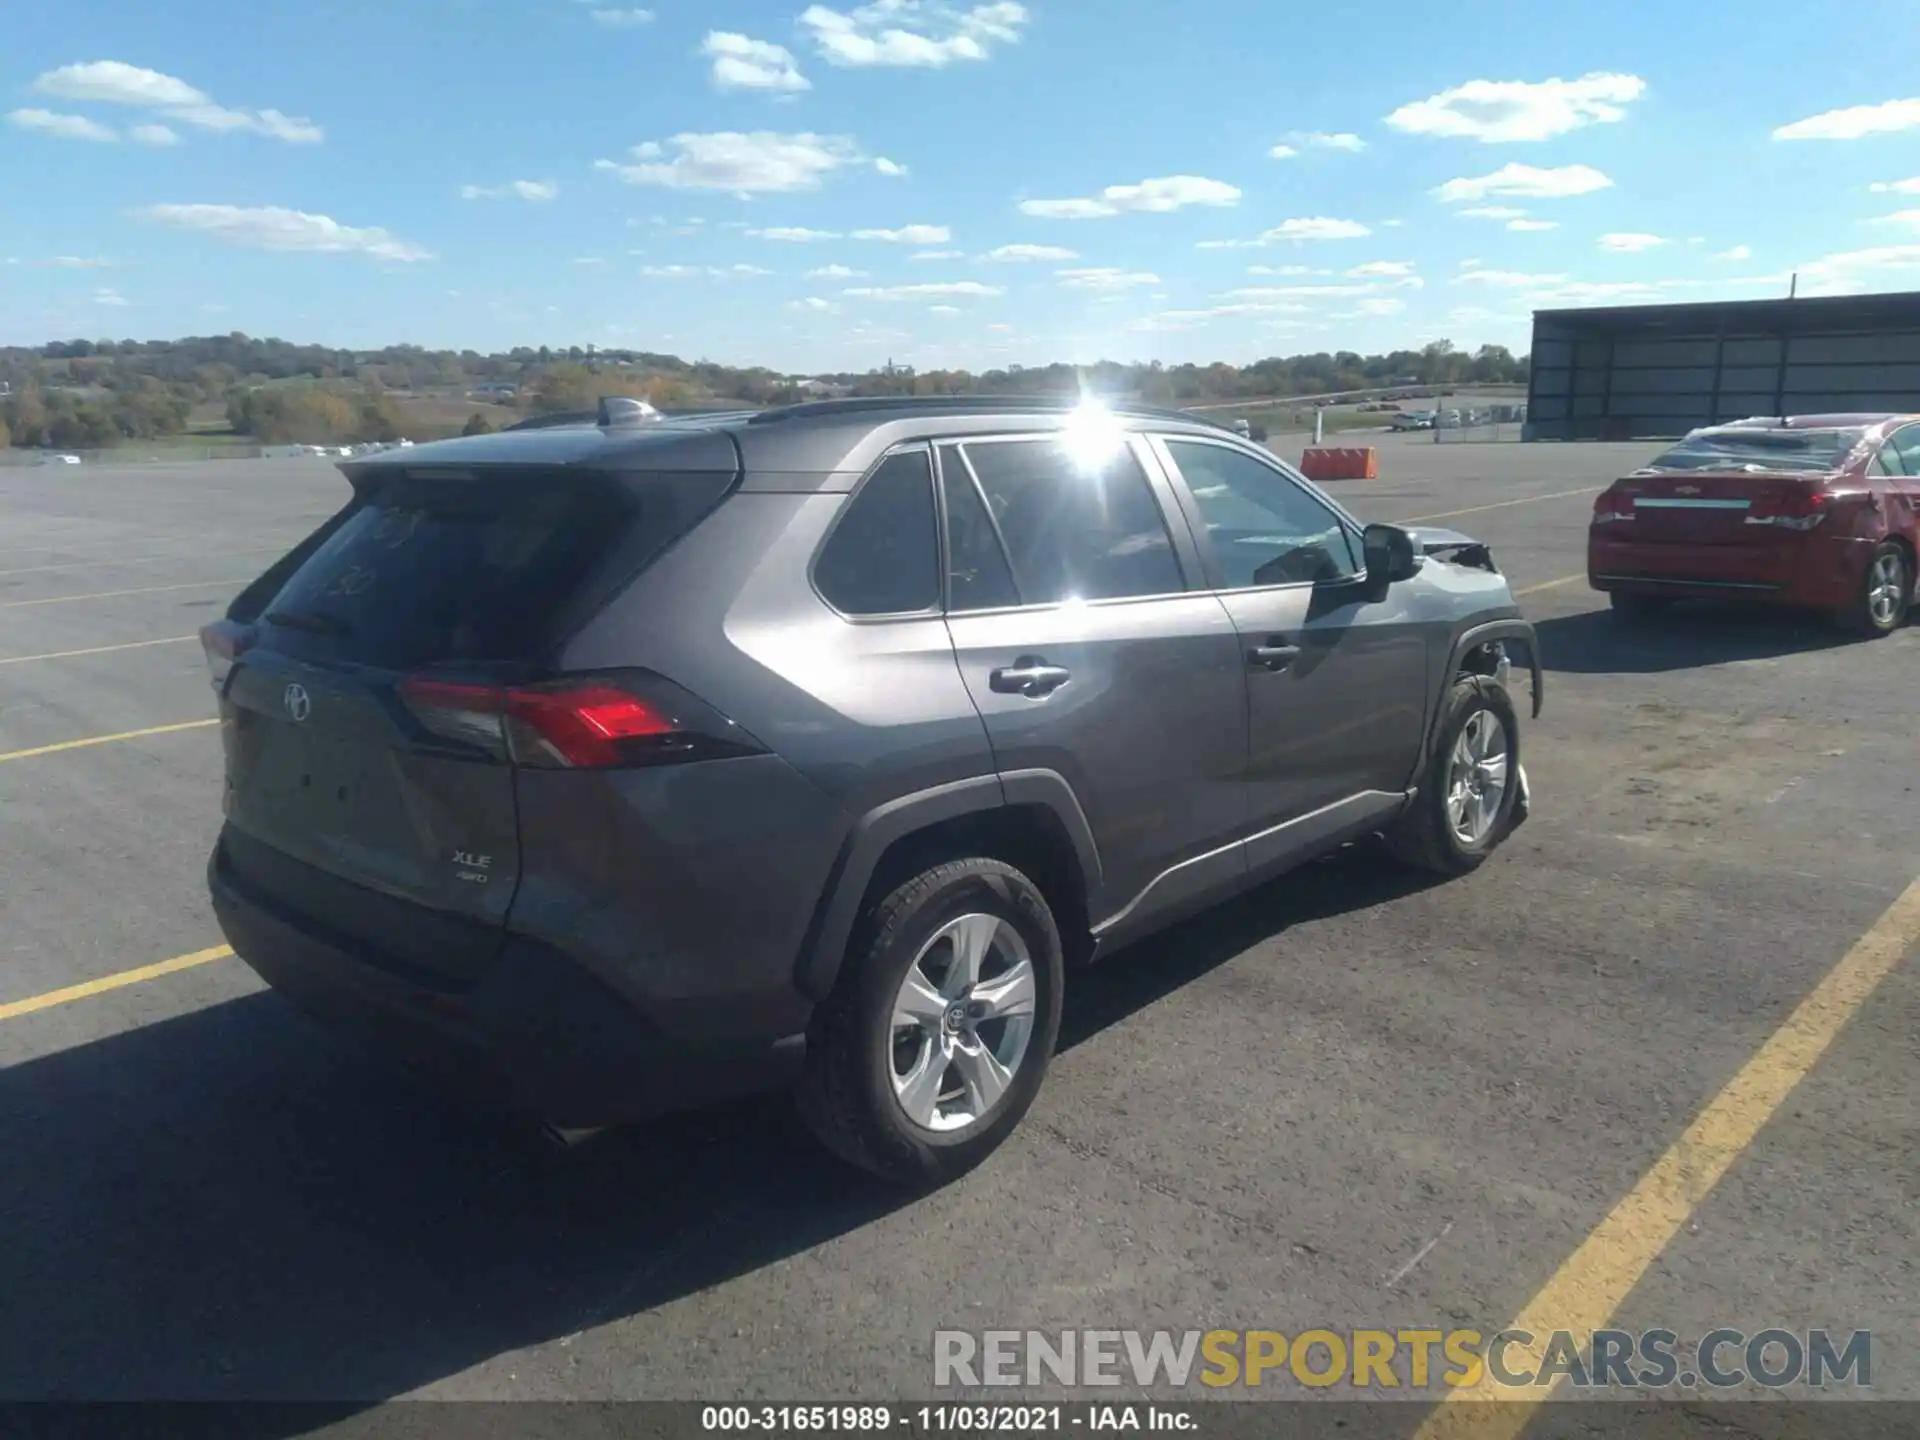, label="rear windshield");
[1638,427,1868,475]
[256,469,637,671]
